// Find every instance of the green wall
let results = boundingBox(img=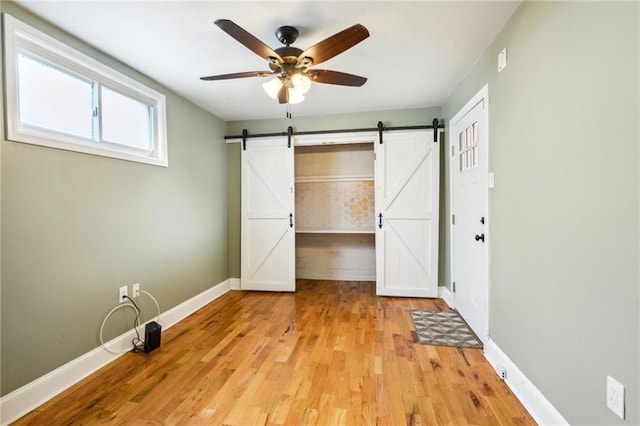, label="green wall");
[225,107,442,278]
[1,4,229,395]
[442,1,639,424]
